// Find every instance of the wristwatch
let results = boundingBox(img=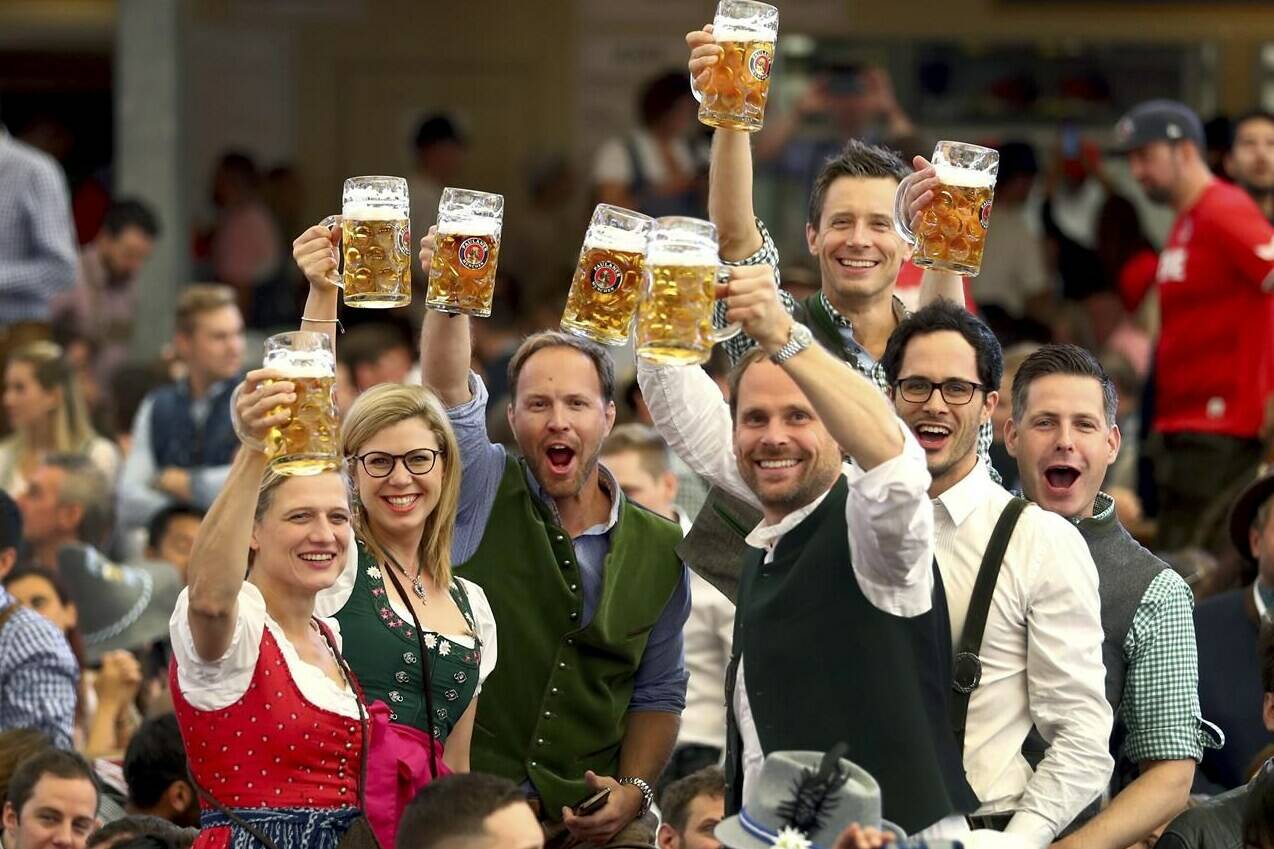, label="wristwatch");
[770,321,814,364]
[618,776,654,817]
